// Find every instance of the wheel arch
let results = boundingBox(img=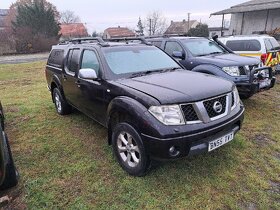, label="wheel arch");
[106,96,149,145]
[50,75,66,102]
[192,64,224,76]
